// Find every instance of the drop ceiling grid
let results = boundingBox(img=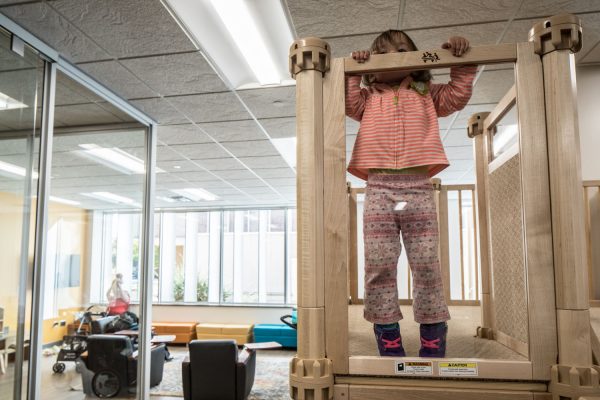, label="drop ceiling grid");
[2,1,600,195]
[40,0,295,204]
